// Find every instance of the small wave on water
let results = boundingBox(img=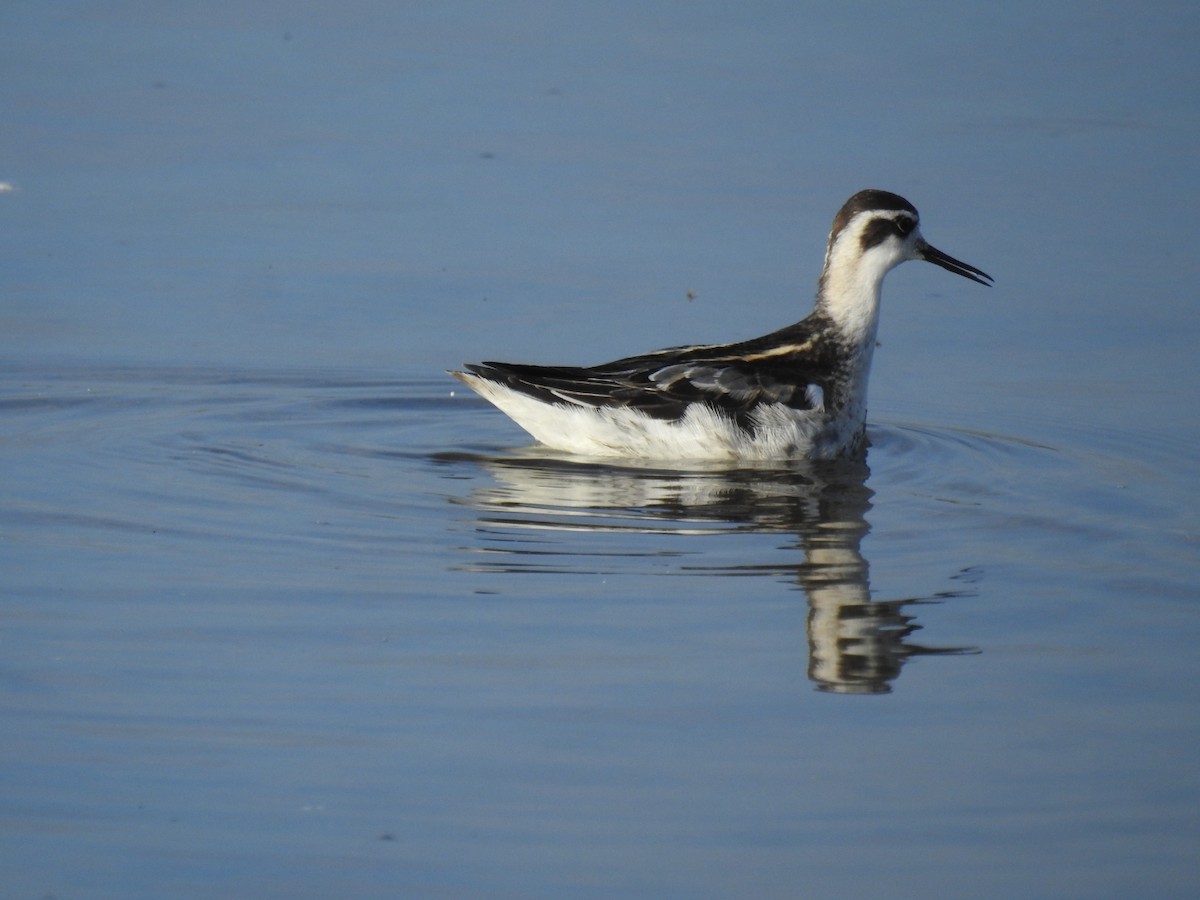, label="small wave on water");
[0,366,463,572]
[3,365,1194,694]
[431,397,1197,692]
[869,413,1196,593]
